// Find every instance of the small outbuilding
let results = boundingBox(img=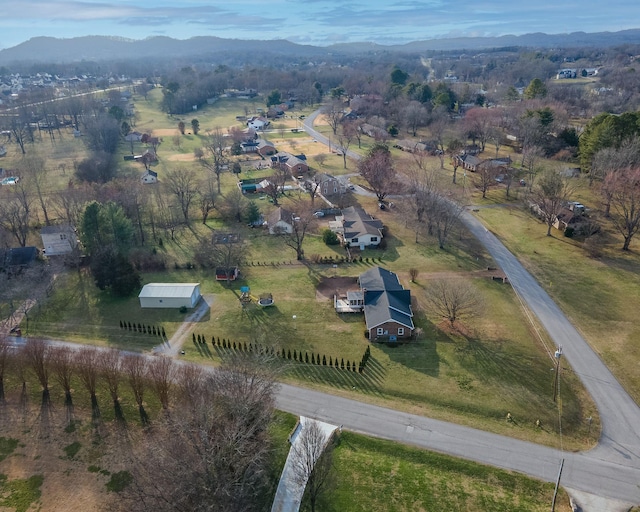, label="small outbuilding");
[138,283,201,309]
